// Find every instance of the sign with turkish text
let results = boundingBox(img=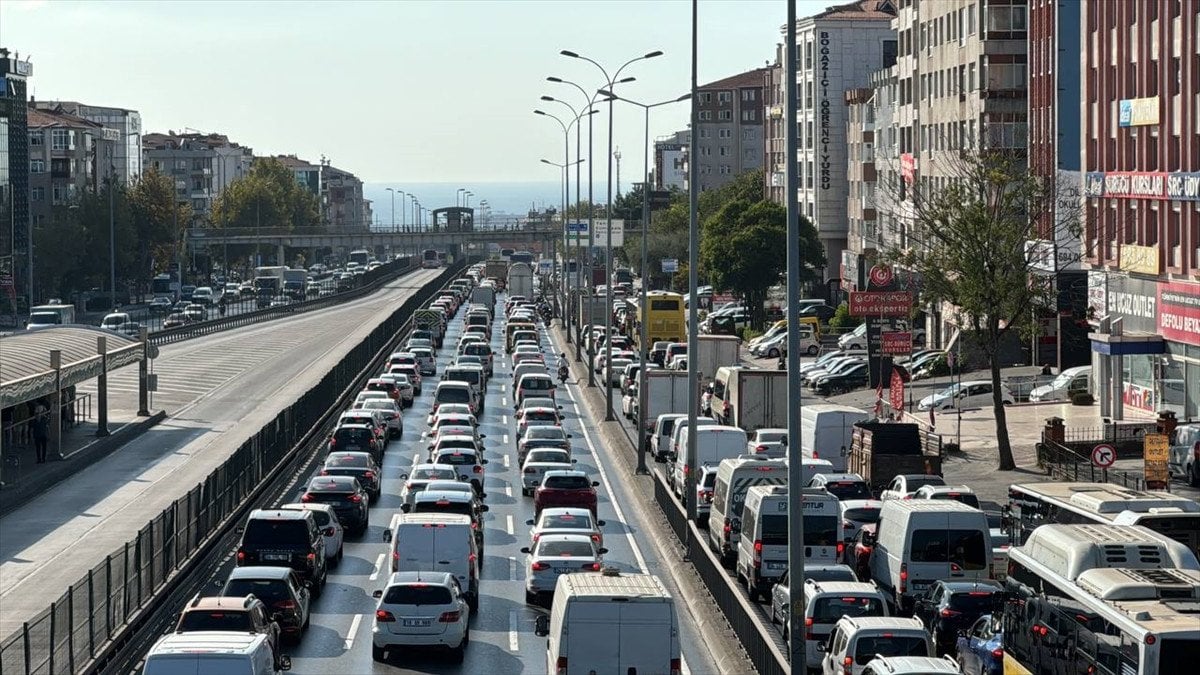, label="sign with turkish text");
[817,31,833,190]
[1118,97,1160,127]
[849,291,912,317]
[889,367,905,412]
[1143,433,1170,489]
[661,258,678,273]
[901,154,915,185]
[1119,244,1160,275]
[1157,281,1200,345]
[1082,171,1200,201]
[881,331,913,355]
